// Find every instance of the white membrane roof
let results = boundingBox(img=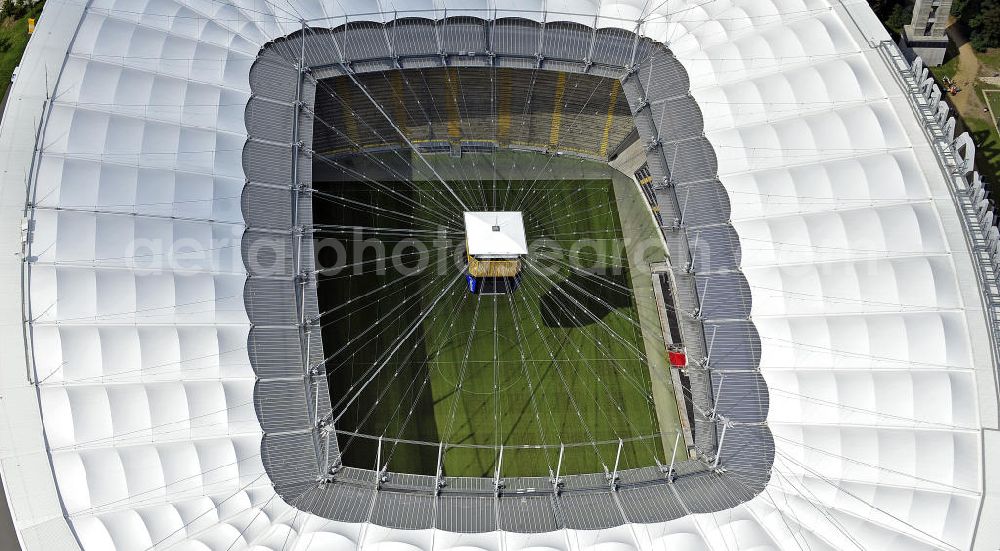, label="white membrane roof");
[0,1,997,550]
[464,211,528,258]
